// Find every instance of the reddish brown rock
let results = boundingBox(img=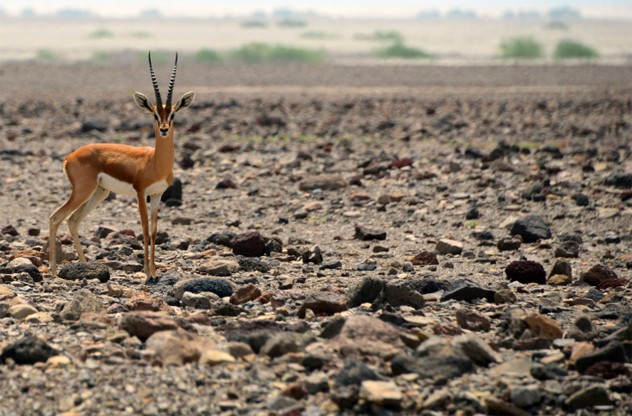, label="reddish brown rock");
[411,251,439,266]
[334,315,405,359]
[120,311,180,342]
[298,292,347,318]
[126,292,172,312]
[232,231,267,257]
[230,284,262,305]
[580,264,617,286]
[455,308,491,332]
